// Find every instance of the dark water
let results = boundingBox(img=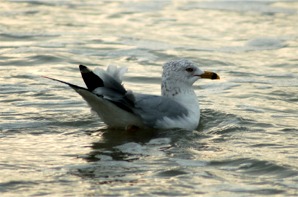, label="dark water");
[1,0,298,196]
